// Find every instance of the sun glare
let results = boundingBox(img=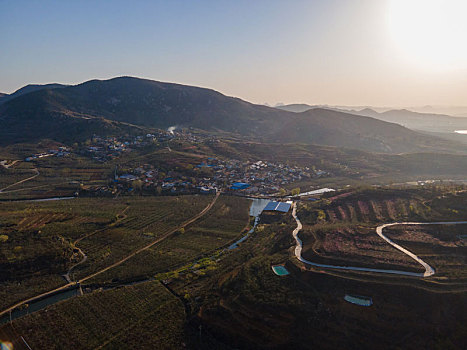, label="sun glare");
[387,0,467,71]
